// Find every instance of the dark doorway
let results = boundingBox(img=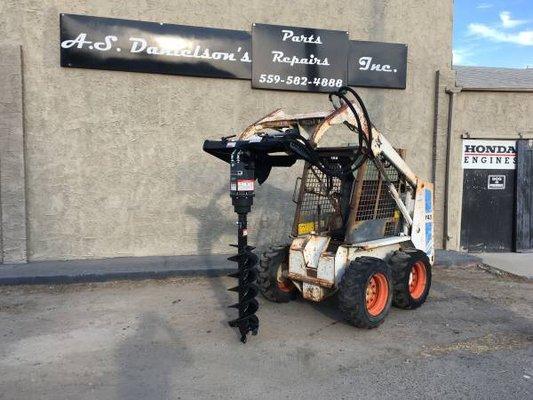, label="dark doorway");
[516,139,533,252]
[461,168,516,252]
